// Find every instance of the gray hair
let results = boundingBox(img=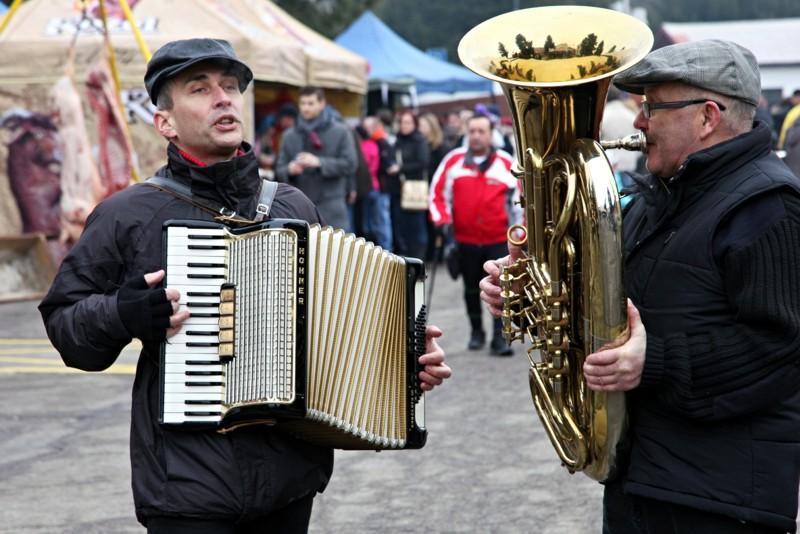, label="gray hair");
[156,78,175,111]
[685,86,755,135]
